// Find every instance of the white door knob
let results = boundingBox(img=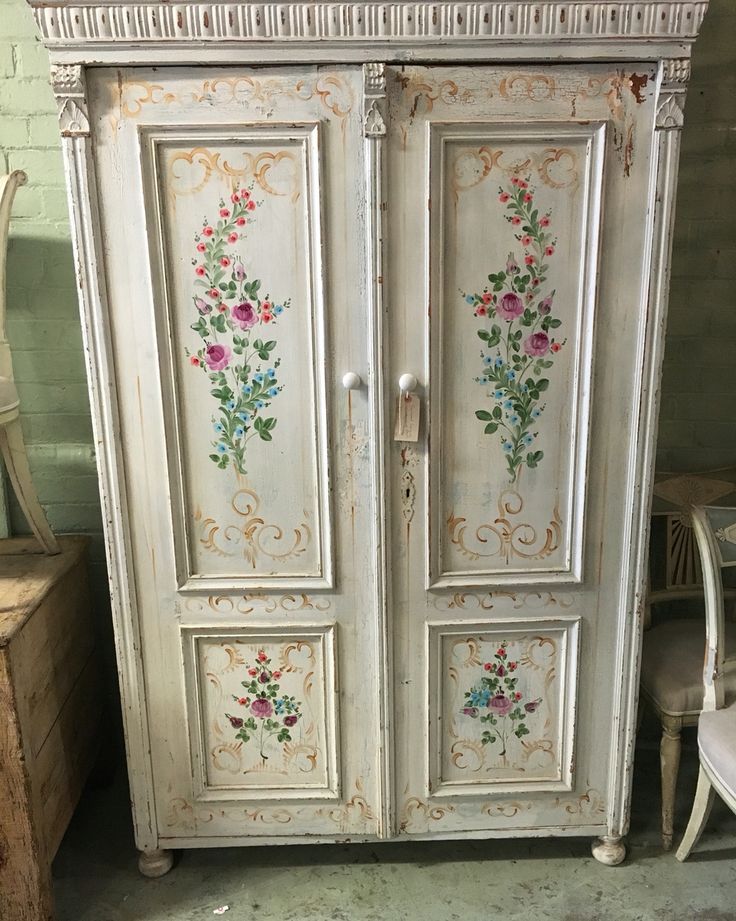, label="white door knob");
[398,373,418,394]
[342,371,362,391]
